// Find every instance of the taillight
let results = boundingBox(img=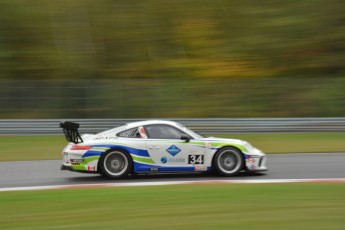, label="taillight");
[70,145,92,150]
